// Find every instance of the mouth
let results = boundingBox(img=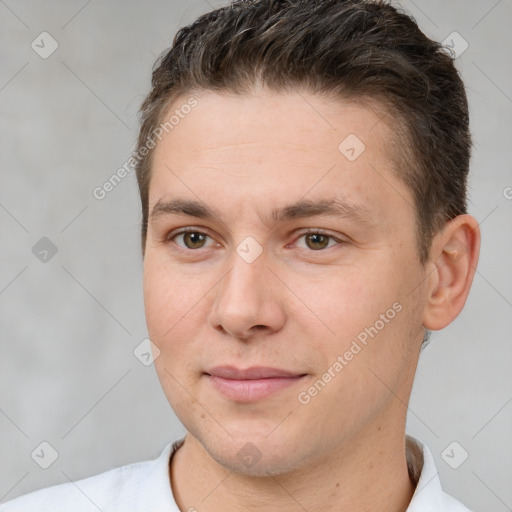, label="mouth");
[204,366,308,402]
